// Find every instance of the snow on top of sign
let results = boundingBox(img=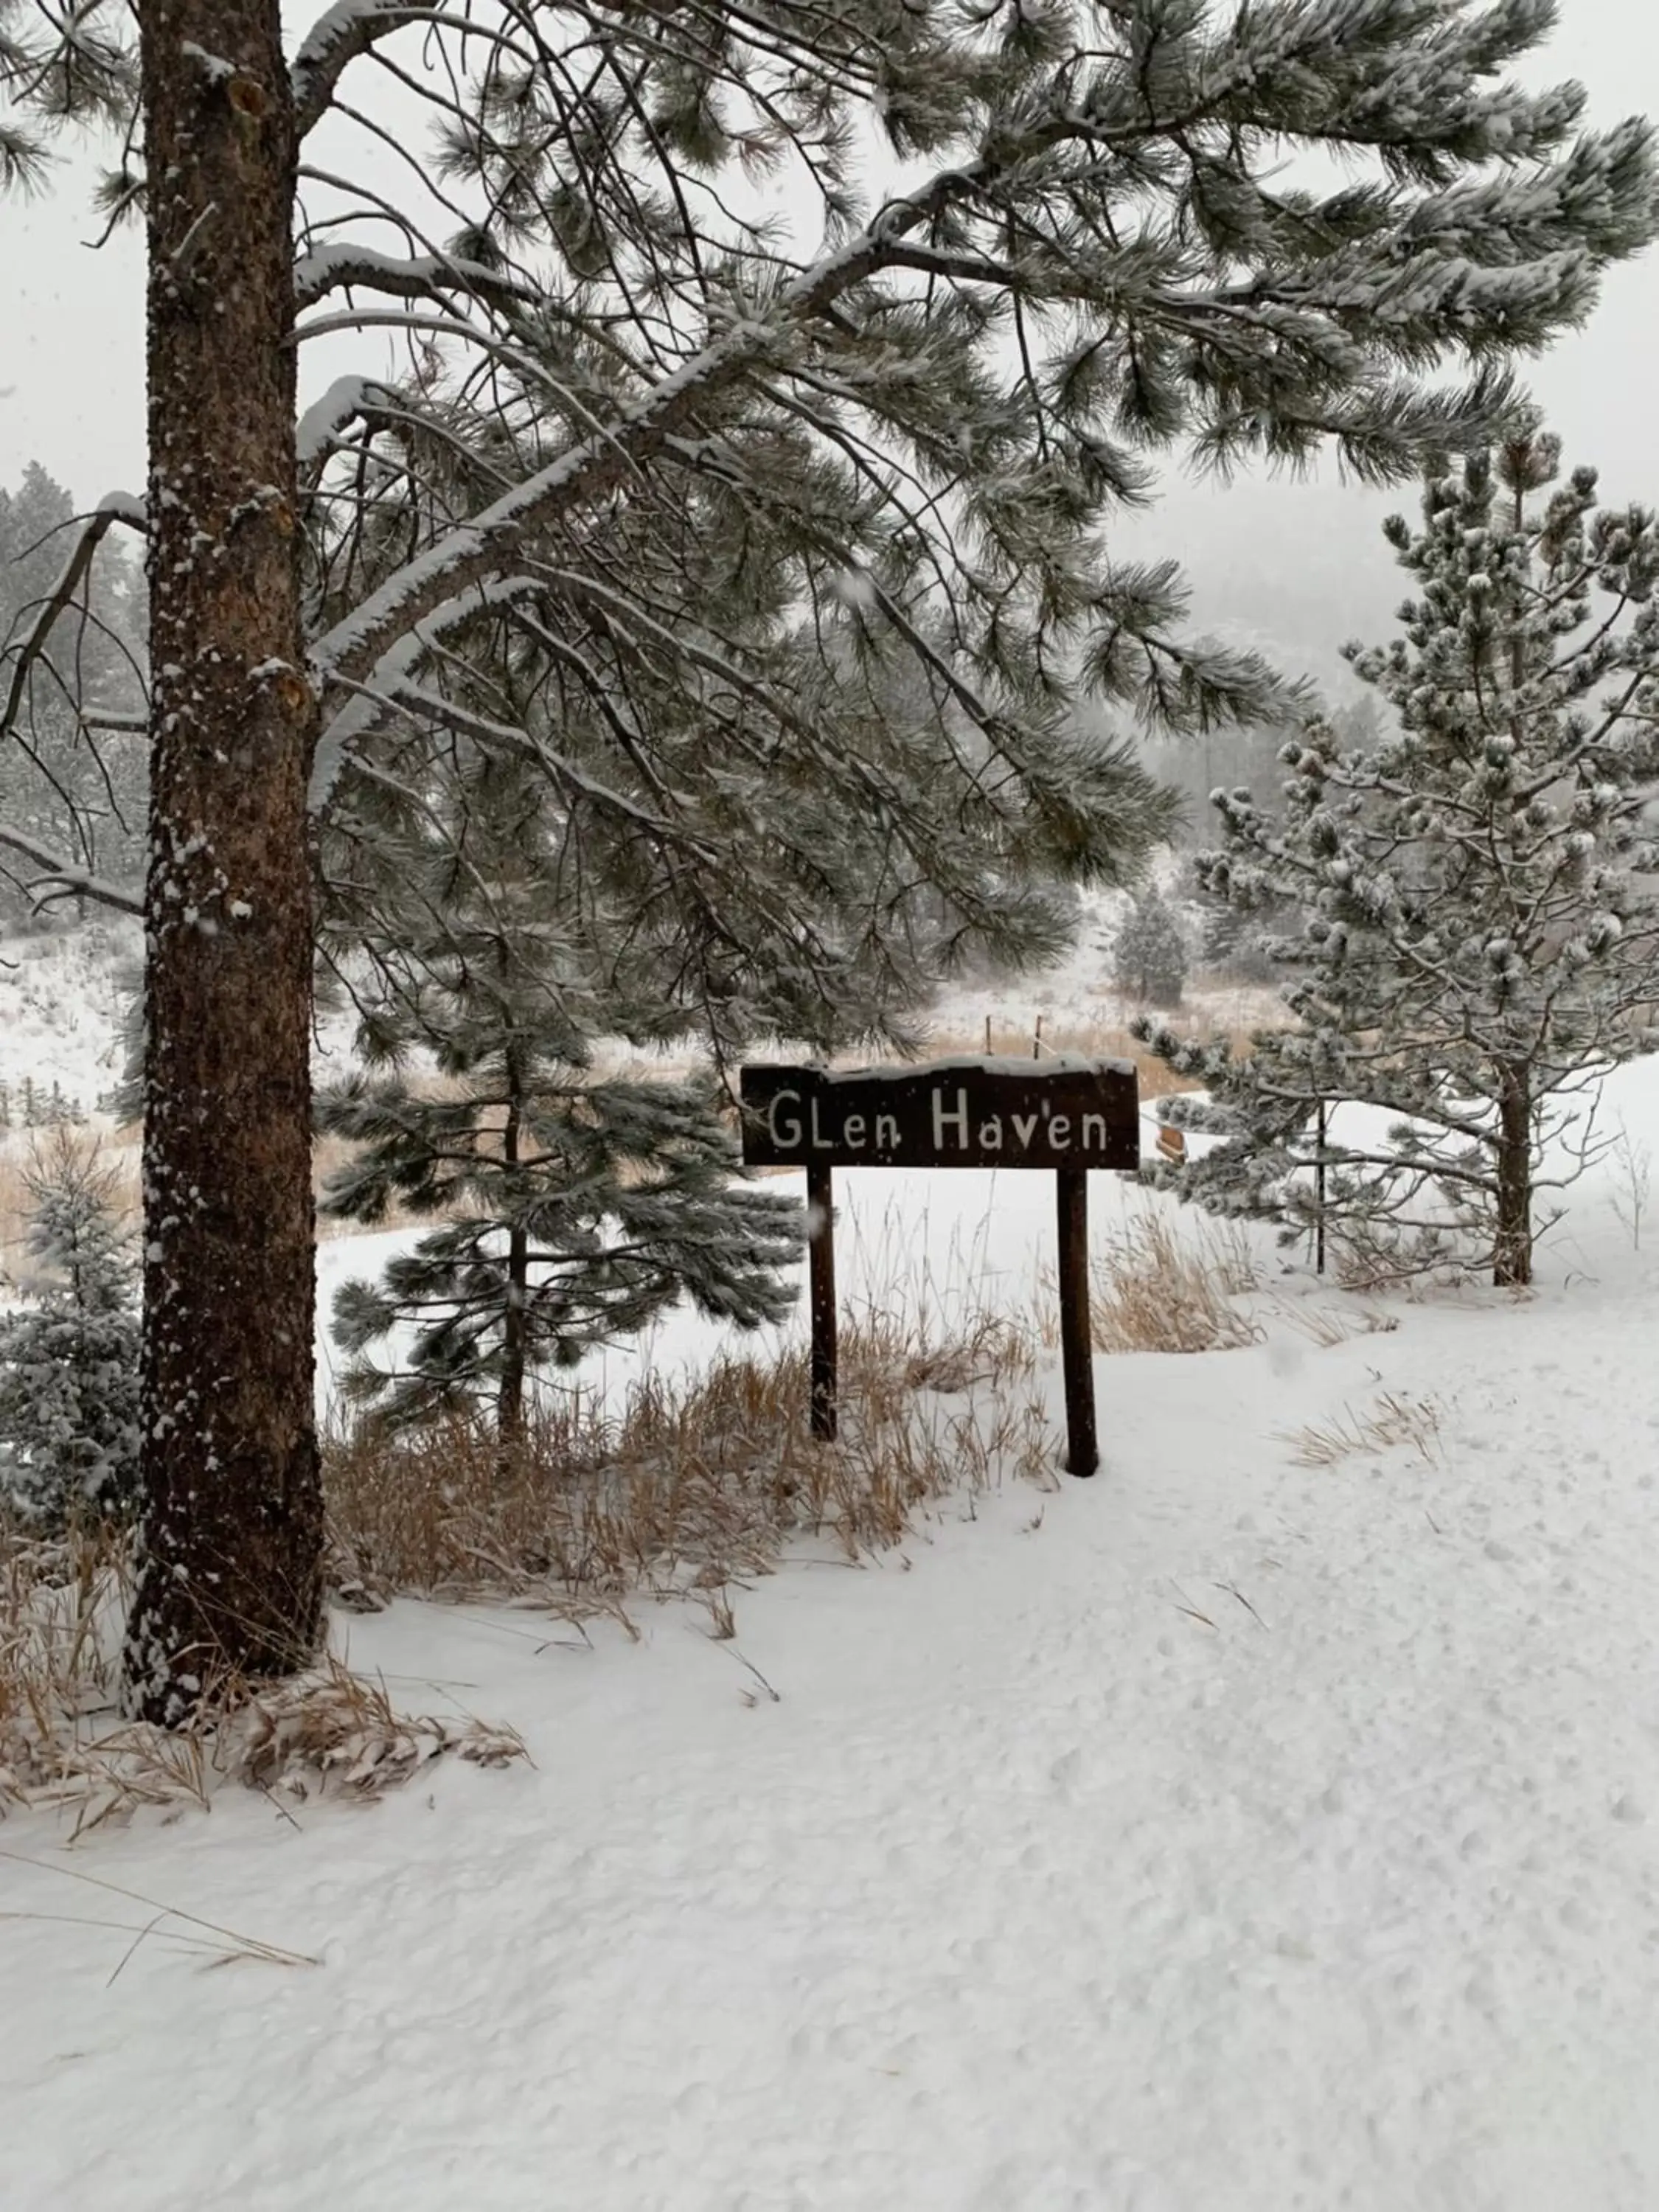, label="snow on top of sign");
[775,1052,1137,1082]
